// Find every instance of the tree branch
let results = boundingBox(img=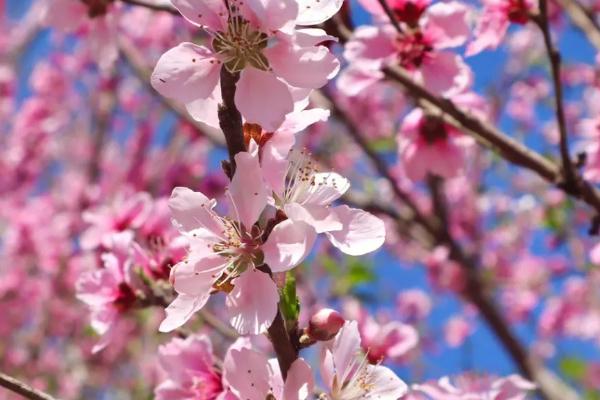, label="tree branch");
[0,372,58,400]
[376,0,404,33]
[533,1,578,189]
[119,0,179,14]
[218,68,246,177]
[556,0,600,51]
